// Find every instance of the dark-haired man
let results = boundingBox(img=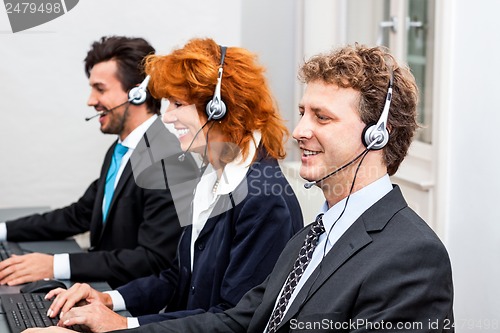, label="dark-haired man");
[0,36,193,289]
